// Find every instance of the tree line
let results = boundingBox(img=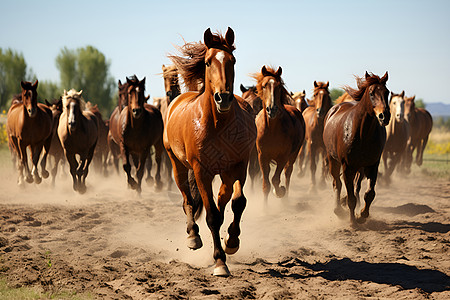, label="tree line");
[0,46,115,116]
